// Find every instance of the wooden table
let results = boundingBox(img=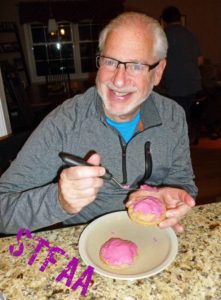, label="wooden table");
[26,84,68,110]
